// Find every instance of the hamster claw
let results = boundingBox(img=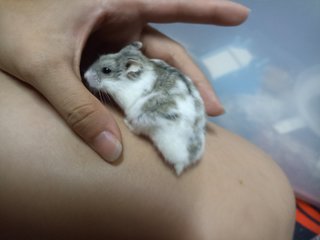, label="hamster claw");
[124,119,134,131]
[131,41,143,50]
